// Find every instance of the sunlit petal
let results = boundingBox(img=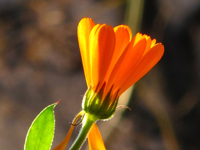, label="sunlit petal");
[78,18,95,87]
[106,36,146,95]
[119,43,164,95]
[105,25,132,87]
[112,25,132,63]
[53,111,84,150]
[88,123,106,150]
[89,24,115,90]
